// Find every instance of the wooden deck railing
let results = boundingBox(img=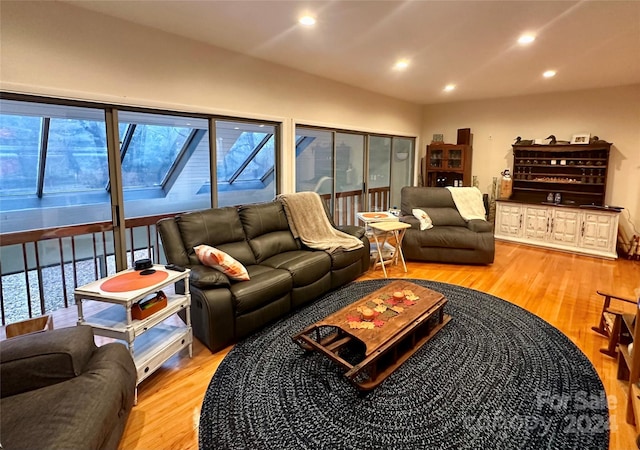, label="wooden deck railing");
[320,187,390,227]
[0,213,176,326]
[0,188,390,325]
